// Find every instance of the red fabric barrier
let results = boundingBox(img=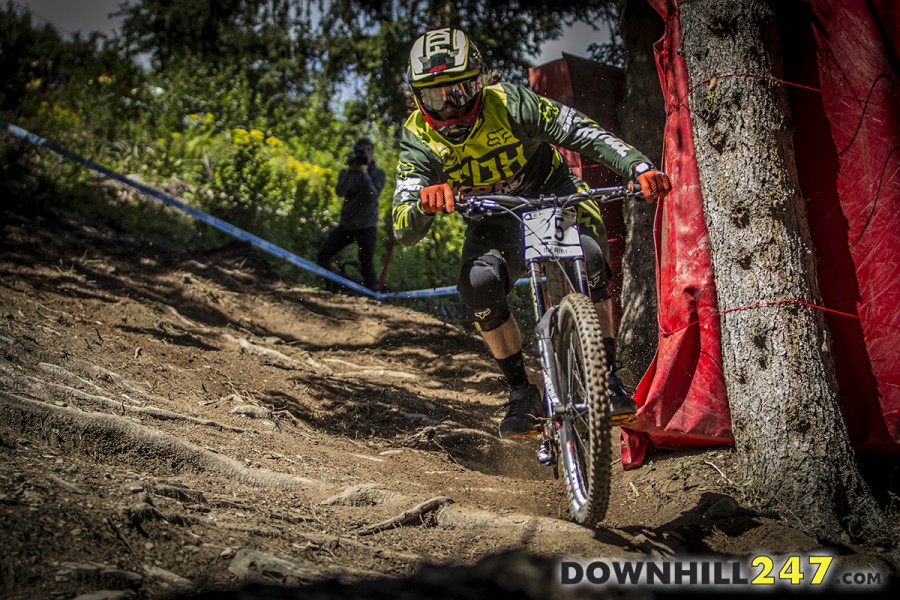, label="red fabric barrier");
[619,0,732,468]
[621,0,900,468]
[807,0,900,448]
[532,0,900,468]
